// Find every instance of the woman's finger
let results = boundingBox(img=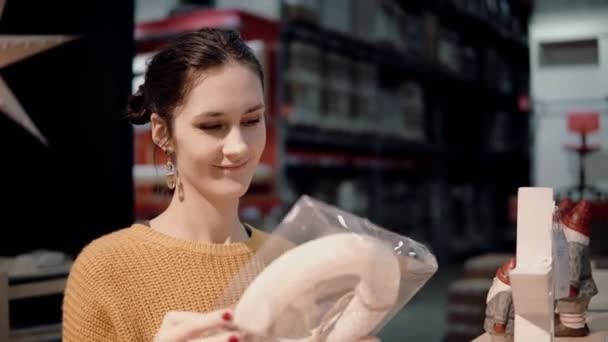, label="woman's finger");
[188,331,242,342]
[163,311,209,325]
[359,337,380,342]
[169,309,236,340]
